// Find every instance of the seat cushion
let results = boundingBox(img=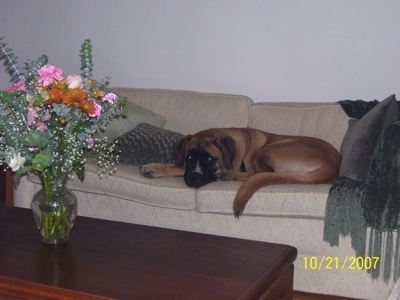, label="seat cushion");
[196,181,331,218]
[27,163,197,211]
